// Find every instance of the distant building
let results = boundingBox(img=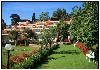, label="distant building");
[2,18,72,35]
